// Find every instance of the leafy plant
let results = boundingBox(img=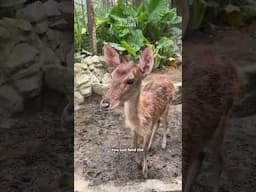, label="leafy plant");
[74,3,89,56]
[96,0,182,68]
[187,0,255,30]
